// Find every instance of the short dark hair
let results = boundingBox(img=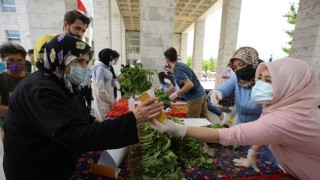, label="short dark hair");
[64,10,90,26]
[164,47,178,62]
[0,42,27,59]
[27,49,34,54]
